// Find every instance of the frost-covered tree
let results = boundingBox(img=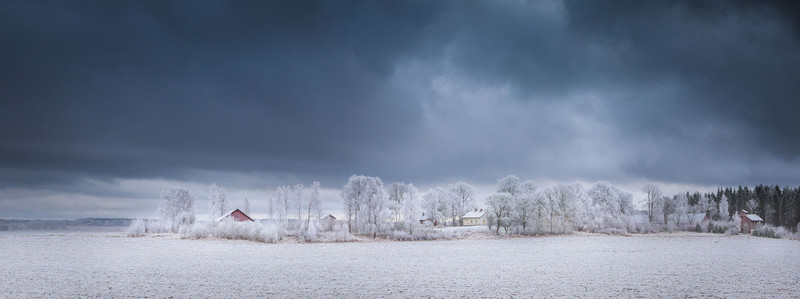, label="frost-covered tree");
[487,193,513,235]
[513,180,538,234]
[306,181,321,226]
[643,184,662,223]
[359,178,390,237]
[208,183,229,222]
[730,208,741,234]
[719,195,730,220]
[746,199,758,215]
[342,175,366,233]
[401,183,421,233]
[659,195,675,226]
[157,186,197,232]
[449,182,476,226]
[275,185,291,224]
[497,175,522,198]
[572,184,599,232]
[244,196,251,216]
[543,187,562,233]
[341,175,389,237]
[422,187,451,226]
[387,182,409,223]
[698,195,713,216]
[267,192,274,221]
[552,184,579,232]
[294,184,305,221]
[674,193,688,227]
[588,181,632,230]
